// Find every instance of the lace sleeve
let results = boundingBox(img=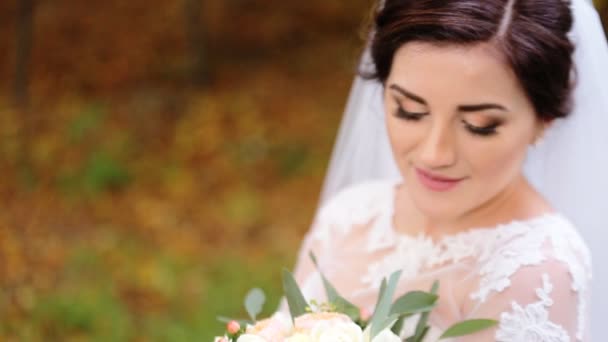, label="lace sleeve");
[279,180,395,312]
[462,258,589,342]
